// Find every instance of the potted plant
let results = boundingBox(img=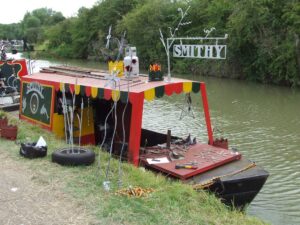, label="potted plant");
[0,117,18,140]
